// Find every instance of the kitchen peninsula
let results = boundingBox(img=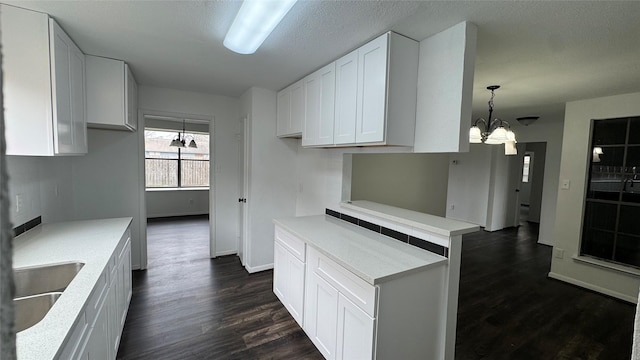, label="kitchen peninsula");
[274,201,478,360]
